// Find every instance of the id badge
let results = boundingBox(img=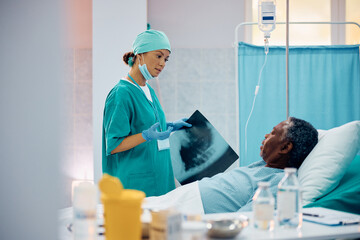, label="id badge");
[157,139,170,151]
